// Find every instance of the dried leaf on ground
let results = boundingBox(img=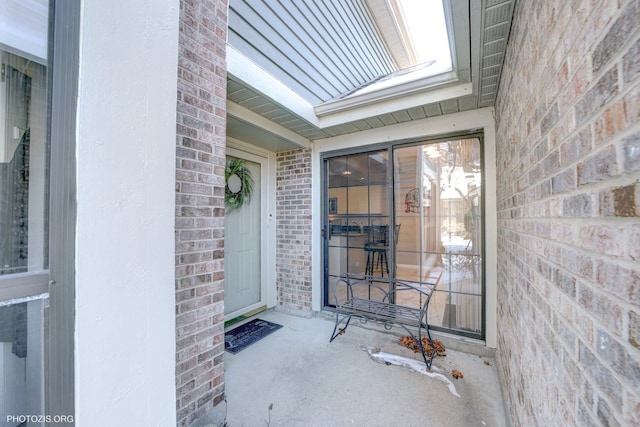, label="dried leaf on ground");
[452,369,464,379]
[398,336,446,357]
